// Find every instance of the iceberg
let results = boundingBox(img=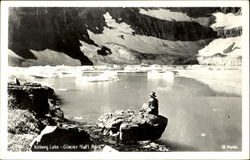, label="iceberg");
[57,70,82,78]
[57,88,68,91]
[74,116,84,120]
[28,73,57,79]
[147,70,175,82]
[75,71,119,82]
